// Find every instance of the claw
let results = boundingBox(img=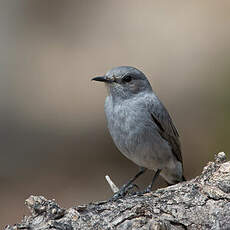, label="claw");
[143,187,151,194]
[108,168,147,201]
[109,183,140,201]
[110,190,126,201]
[126,183,139,191]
